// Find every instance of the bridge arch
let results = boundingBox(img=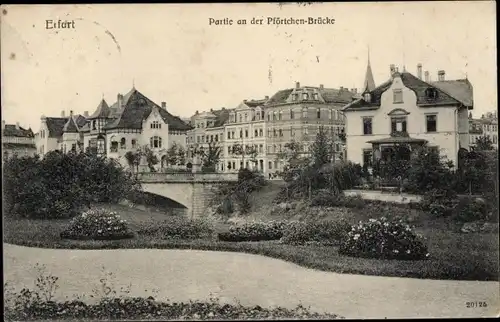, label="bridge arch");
[141,182,193,212]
